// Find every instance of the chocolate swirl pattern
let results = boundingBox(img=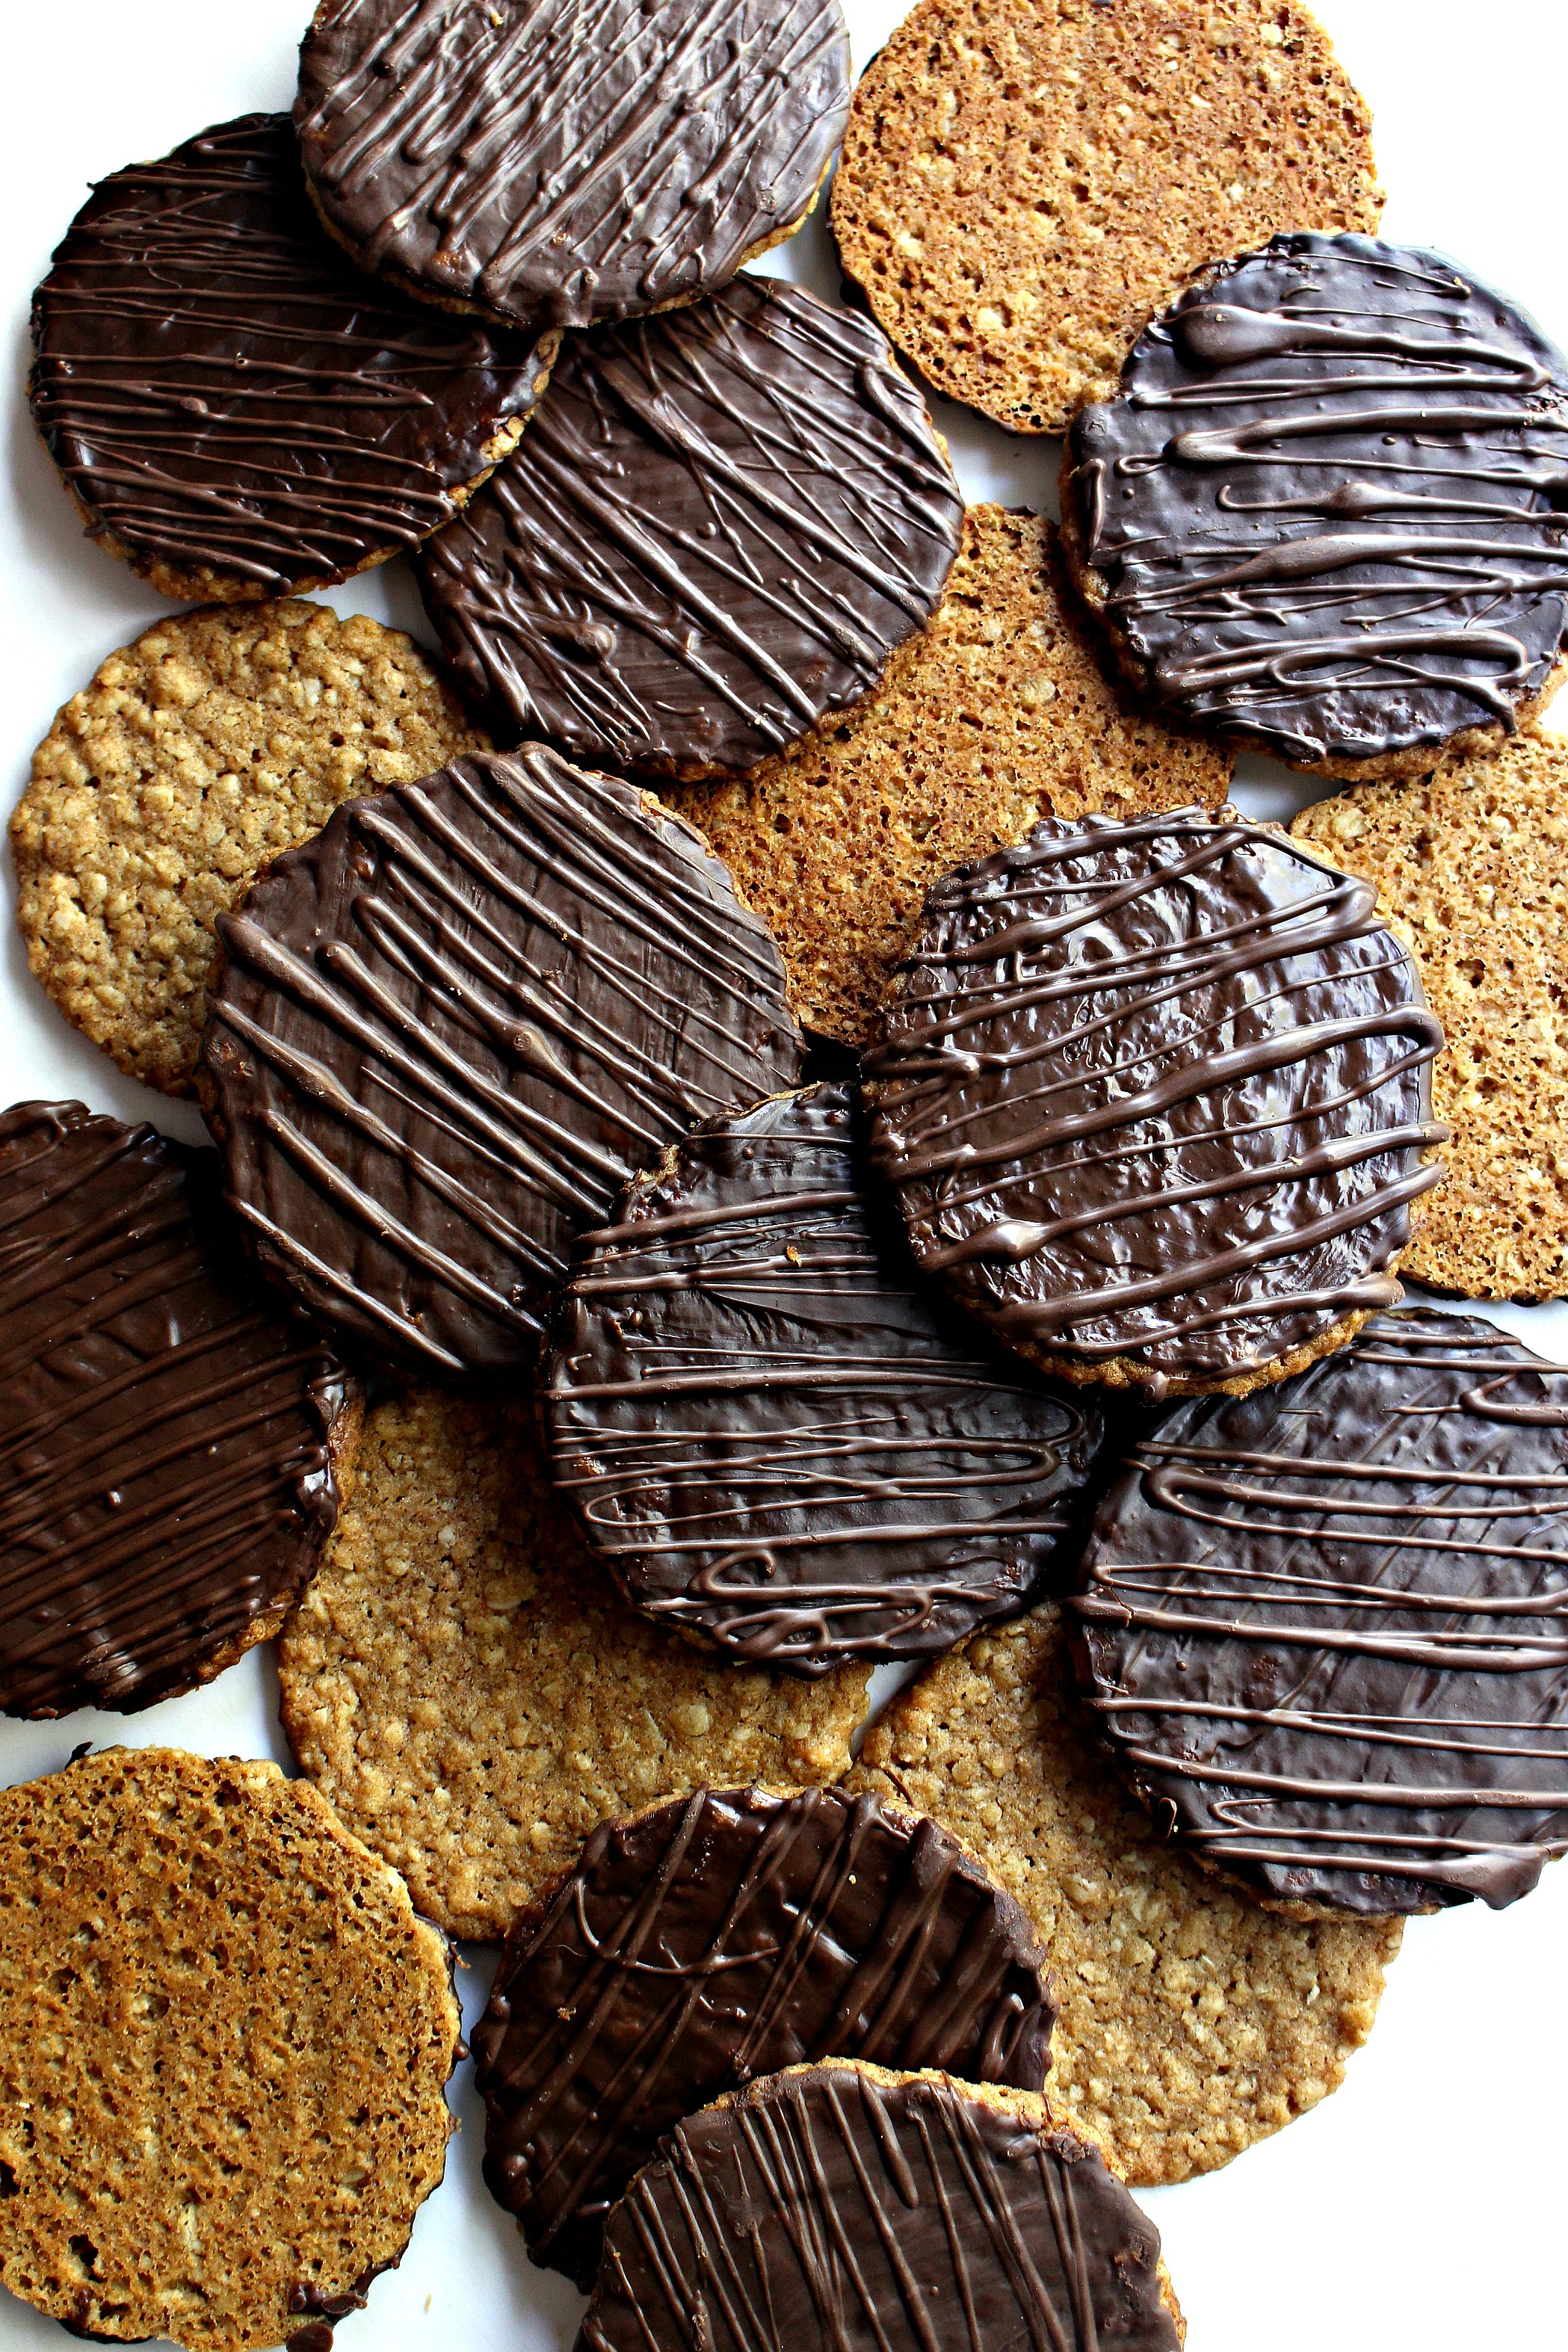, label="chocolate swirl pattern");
[200,747,803,1378]
[1064,234,1568,769]
[1073,1309,1568,1916]
[0,1102,352,1718]
[29,113,556,599]
[866,808,1446,1392]
[474,1785,1055,2288]
[415,278,965,777]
